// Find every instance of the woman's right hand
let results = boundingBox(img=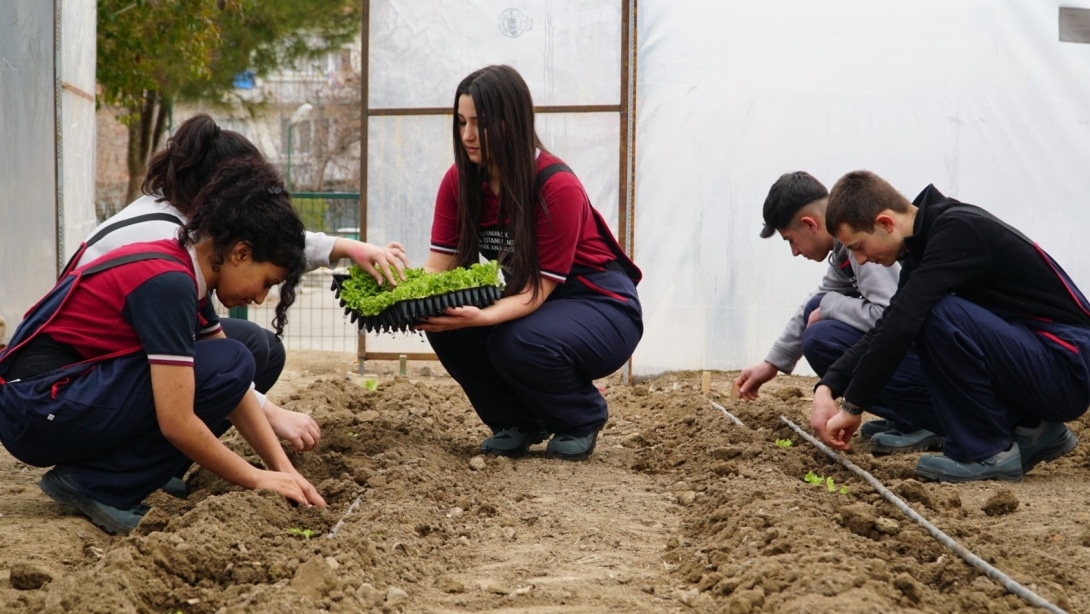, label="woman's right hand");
[253,469,327,508]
